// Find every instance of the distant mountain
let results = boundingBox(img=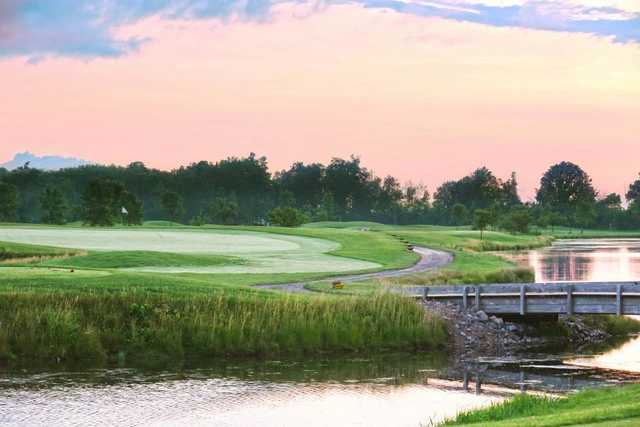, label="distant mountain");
[1,152,92,171]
